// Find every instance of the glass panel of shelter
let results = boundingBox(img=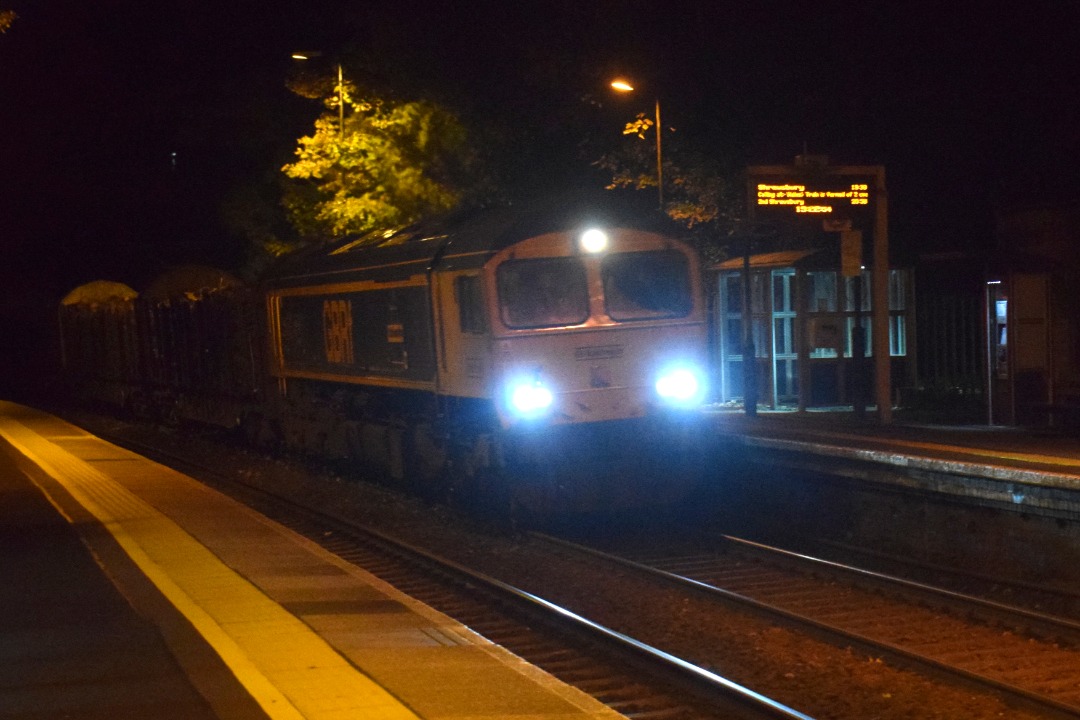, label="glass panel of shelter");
[718,270,793,406]
[772,270,798,402]
[717,267,909,406]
